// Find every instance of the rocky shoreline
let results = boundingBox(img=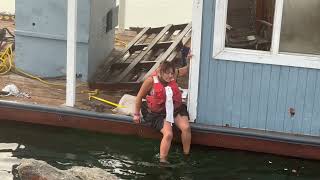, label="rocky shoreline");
[17,159,118,180]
